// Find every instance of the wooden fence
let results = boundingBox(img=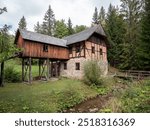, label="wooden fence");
[115,70,150,80]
